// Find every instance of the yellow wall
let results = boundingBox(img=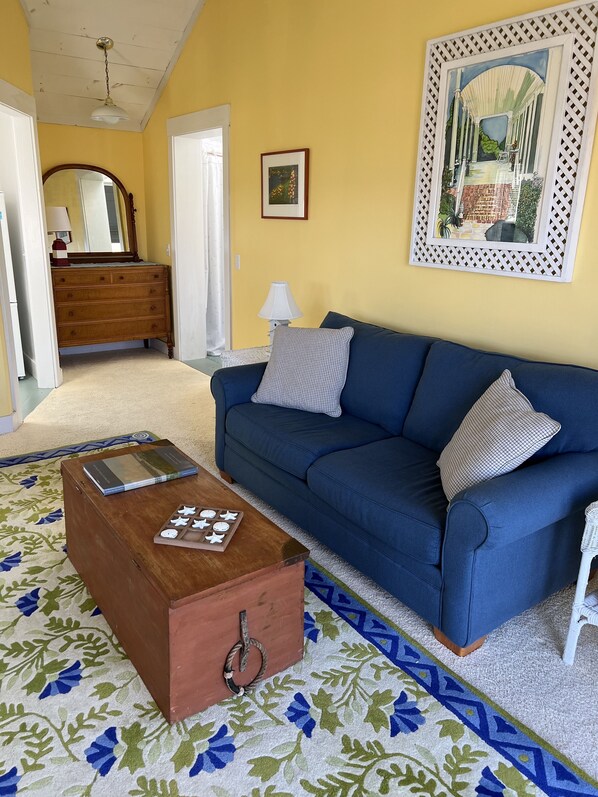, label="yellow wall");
[37,125,147,259]
[0,0,32,418]
[1,0,32,95]
[143,0,598,368]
